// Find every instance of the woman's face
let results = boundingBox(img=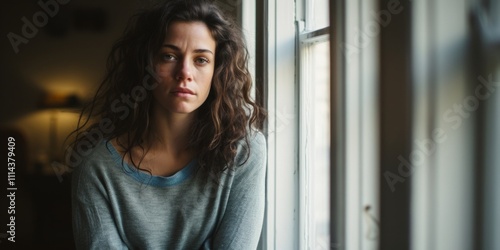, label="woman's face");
[153,21,216,116]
